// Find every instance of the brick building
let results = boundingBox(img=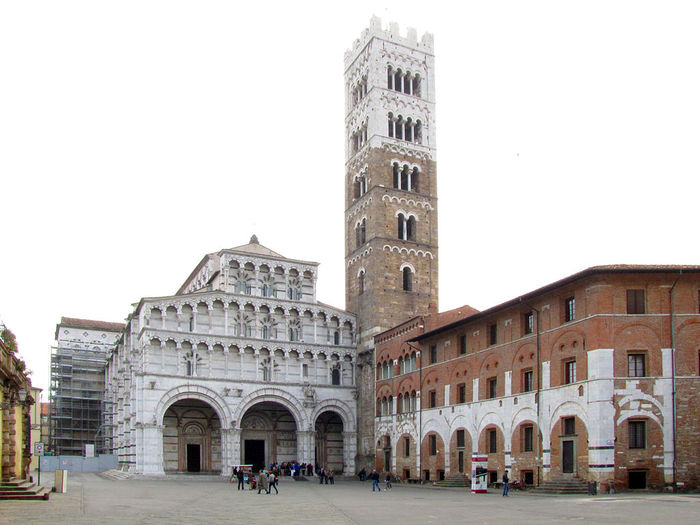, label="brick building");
[374,266,700,490]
